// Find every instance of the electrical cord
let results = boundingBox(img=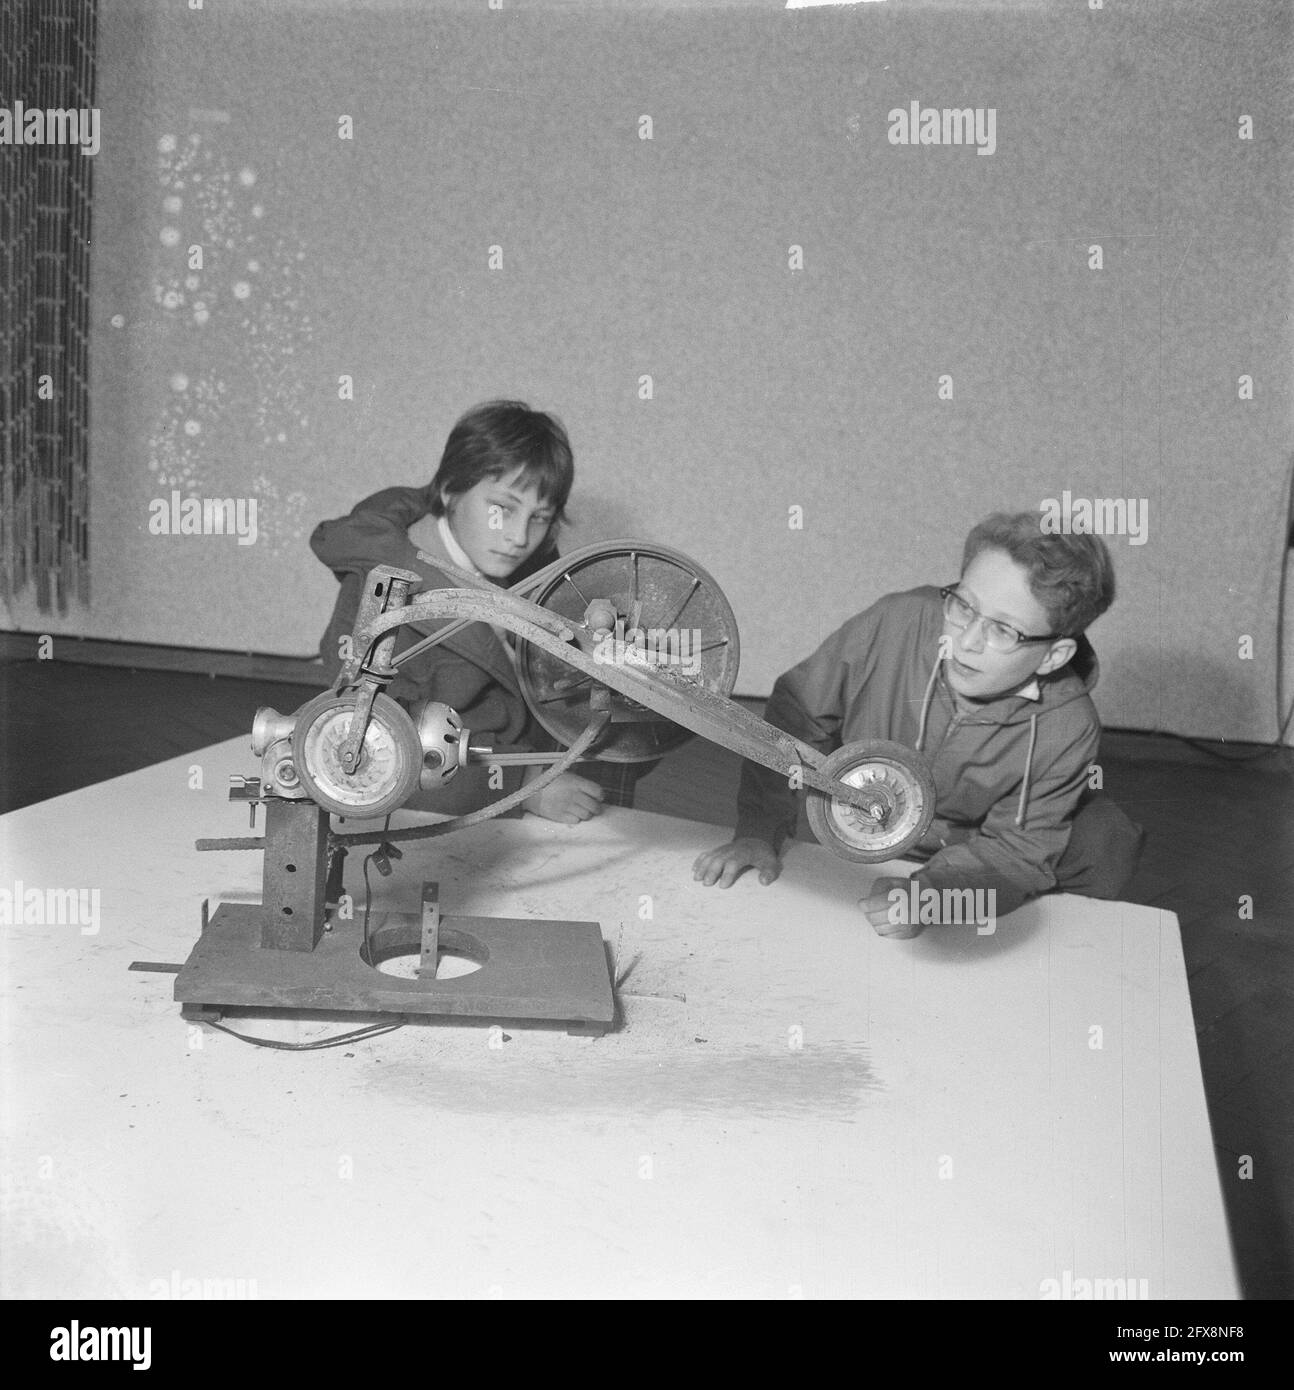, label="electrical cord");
[361,814,394,963]
[206,1019,403,1051]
